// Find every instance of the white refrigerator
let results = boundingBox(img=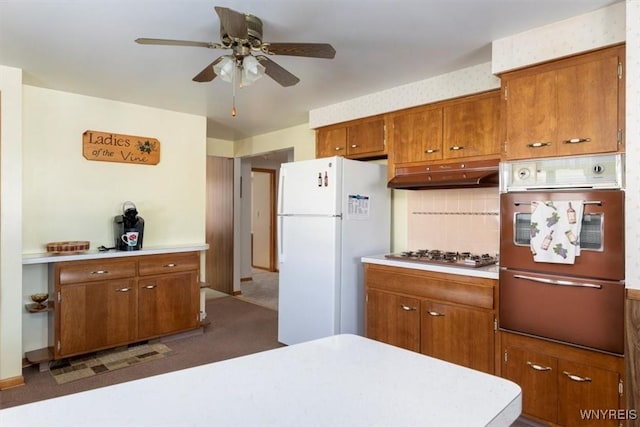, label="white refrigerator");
[277,156,390,345]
